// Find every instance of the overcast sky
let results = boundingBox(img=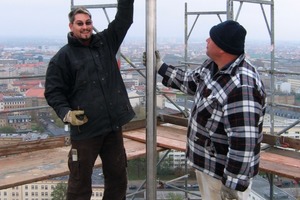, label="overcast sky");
[1,0,299,42]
